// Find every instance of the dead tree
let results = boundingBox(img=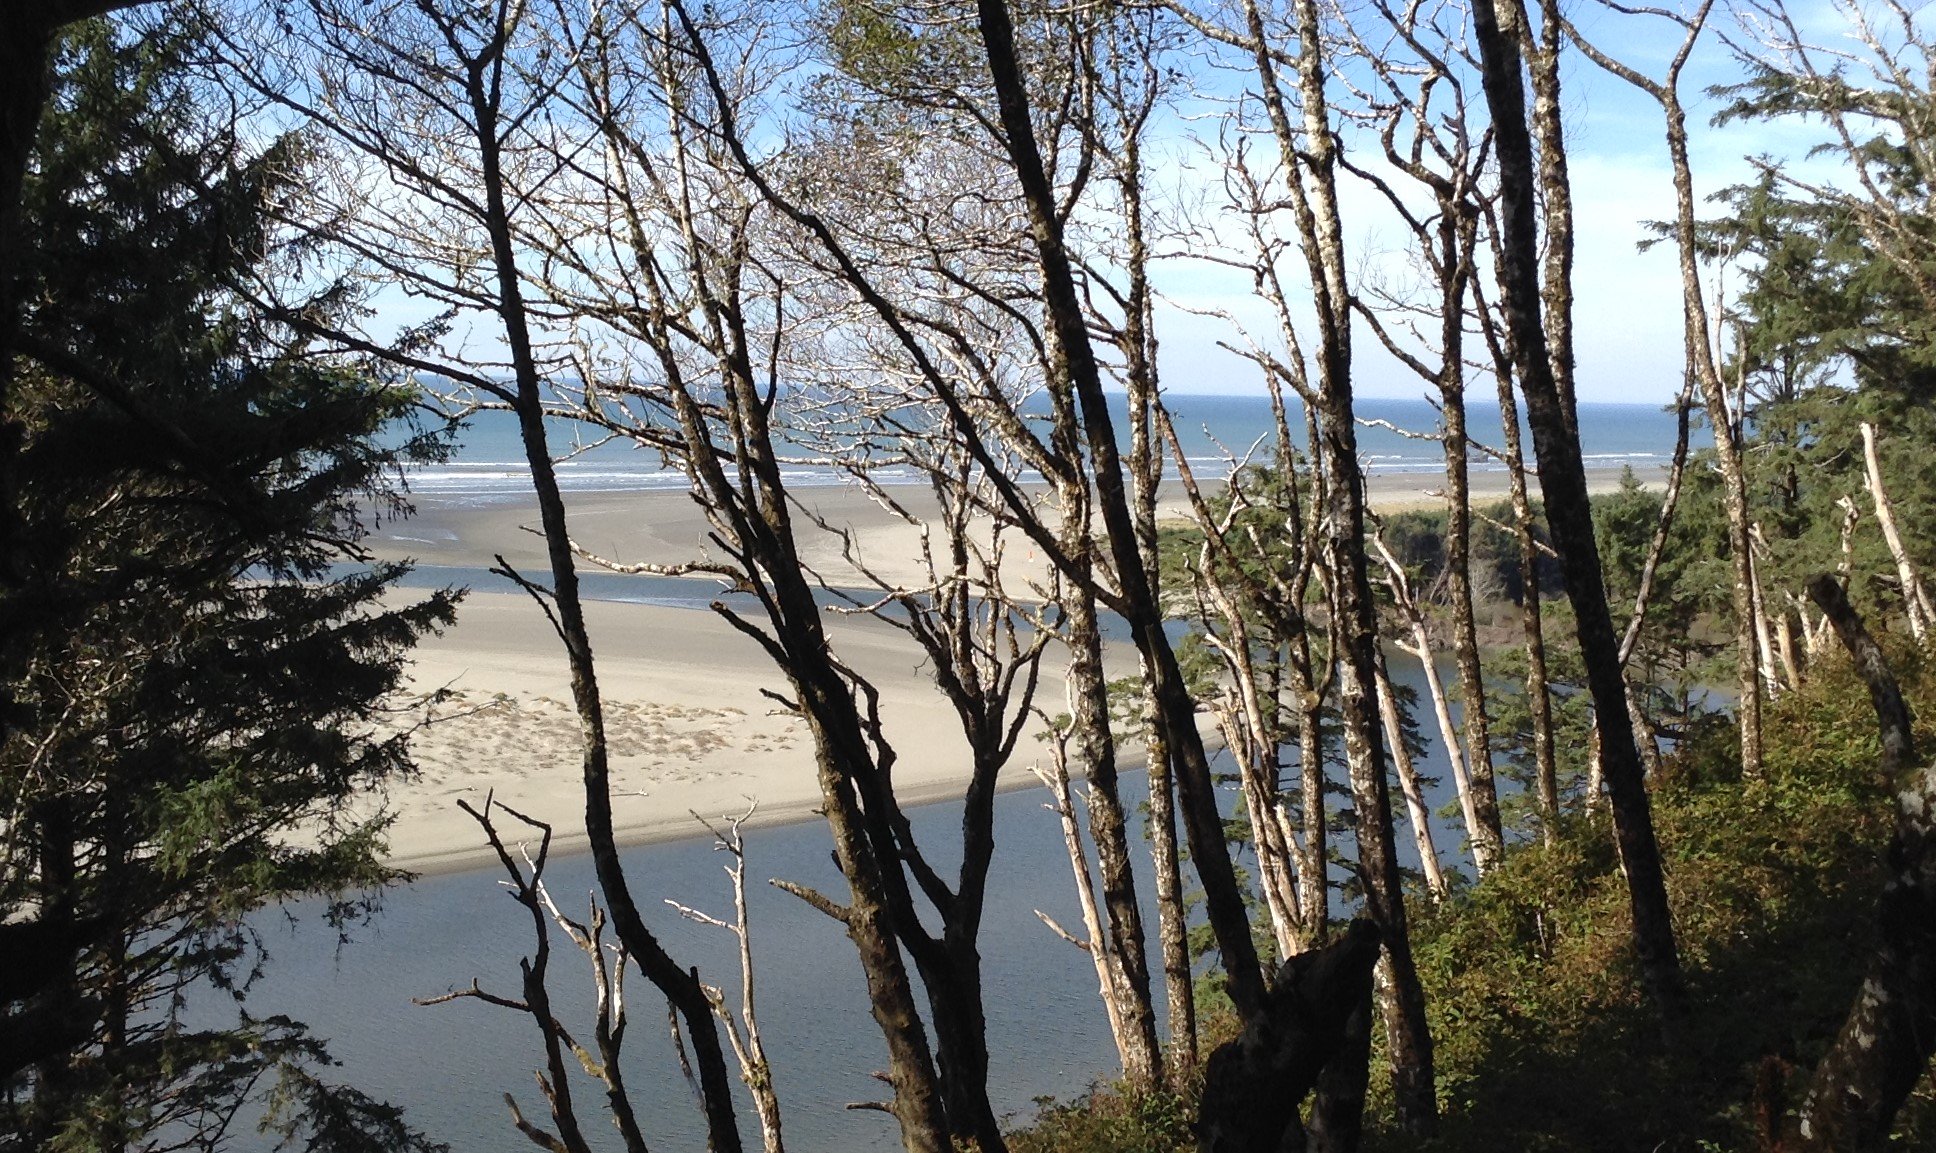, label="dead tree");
[1098,9,1203,1074]
[1373,651,1449,901]
[220,3,750,1143]
[1032,712,1163,1081]
[1859,422,1935,643]
[665,806,787,1153]
[1373,528,1488,870]
[420,797,650,1153]
[1163,391,1334,946]
[1567,0,1766,778]
[539,20,955,1147]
